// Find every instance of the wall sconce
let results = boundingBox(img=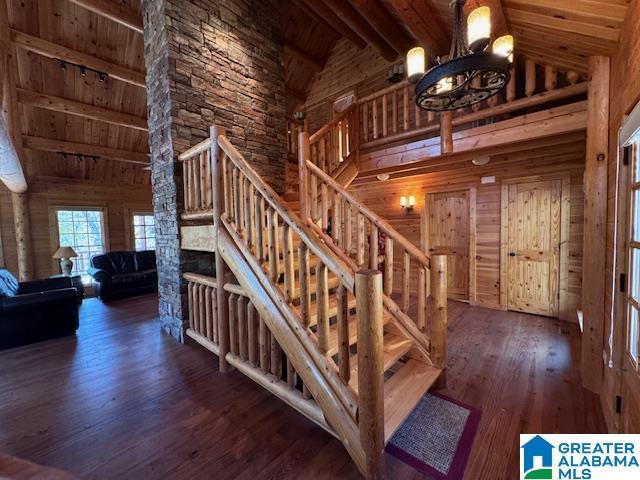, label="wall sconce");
[400,195,415,212]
